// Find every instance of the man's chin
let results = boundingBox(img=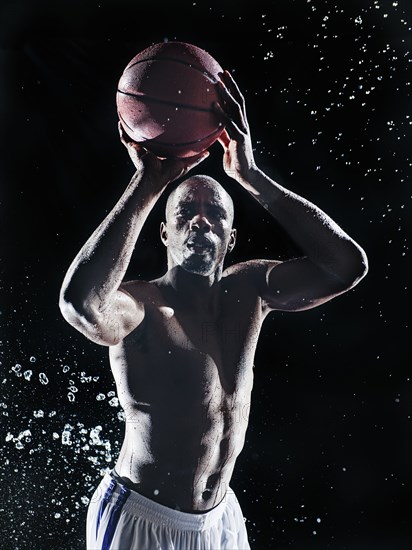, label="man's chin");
[181,258,215,277]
